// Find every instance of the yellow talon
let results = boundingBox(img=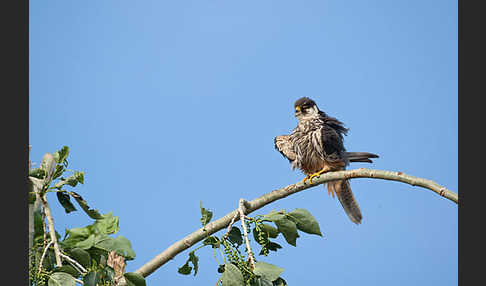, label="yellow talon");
[308,172,321,184]
[301,175,311,184]
[306,166,332,184]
